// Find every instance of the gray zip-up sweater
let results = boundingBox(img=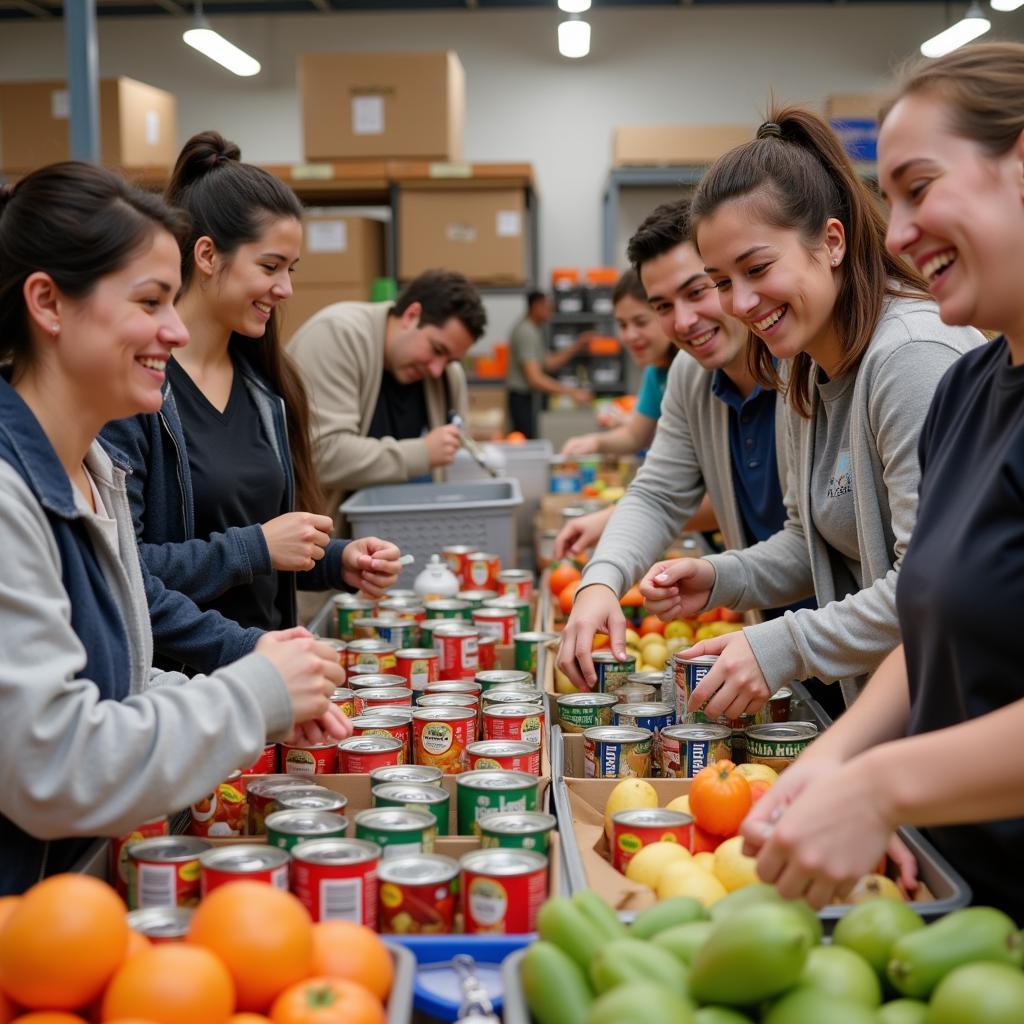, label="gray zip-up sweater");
[581,352,790,596]
[0,441,293,843]
[705,296,983,704]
